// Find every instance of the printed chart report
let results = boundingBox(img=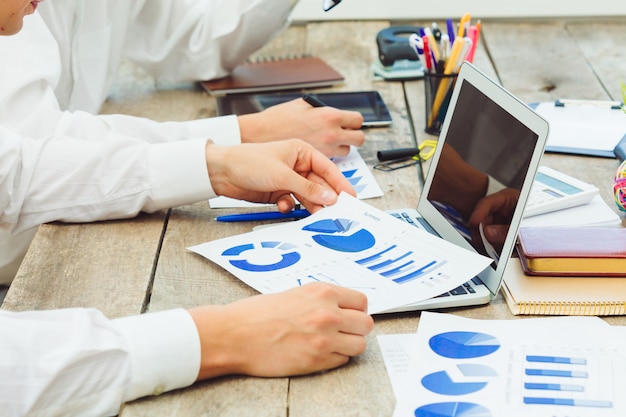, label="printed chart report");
[380,313,626,417]
[189,193,491,314]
